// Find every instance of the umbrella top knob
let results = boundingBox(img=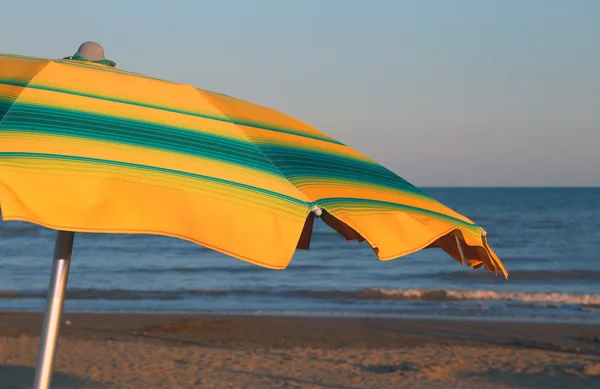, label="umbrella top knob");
[311,206,323,217]
[73,41,107,61]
